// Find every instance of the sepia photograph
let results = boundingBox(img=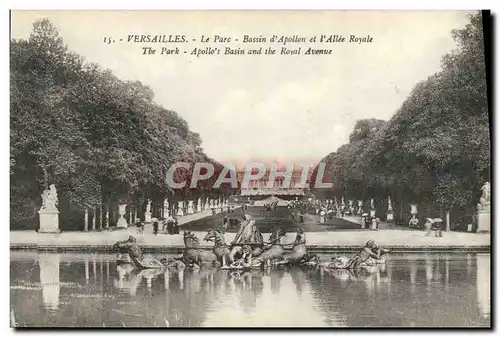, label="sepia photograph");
[9,9,491,328]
